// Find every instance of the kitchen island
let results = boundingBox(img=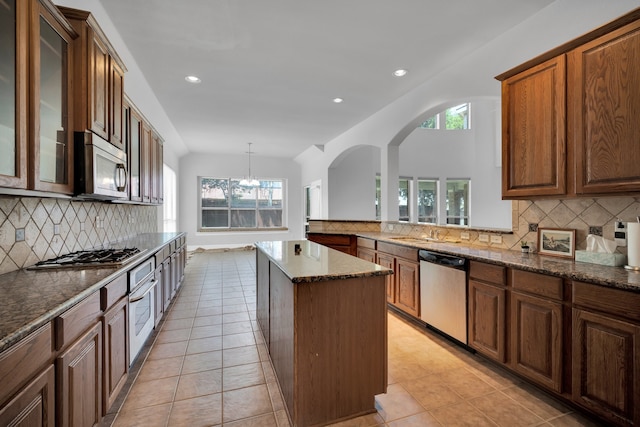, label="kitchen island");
[256,240,392,427]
